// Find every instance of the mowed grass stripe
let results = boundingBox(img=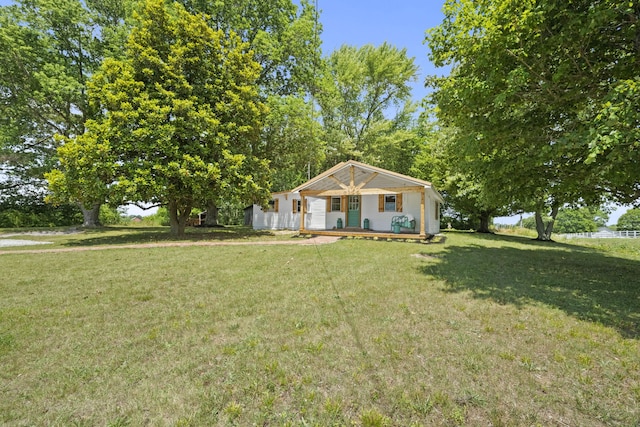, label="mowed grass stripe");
[1,233,639,426]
